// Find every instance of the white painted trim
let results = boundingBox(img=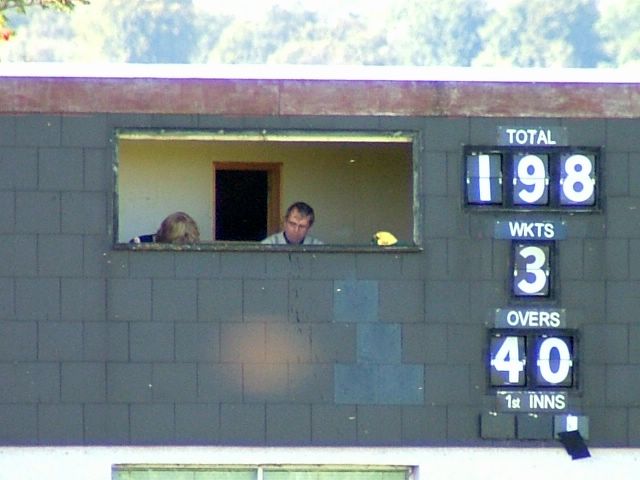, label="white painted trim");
[0,446,638,480]
[0,63,638,84]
